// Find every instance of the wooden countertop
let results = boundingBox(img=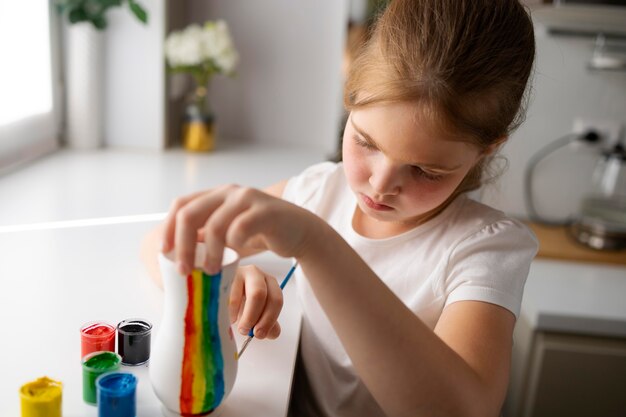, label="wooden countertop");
[526,222,626,266]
